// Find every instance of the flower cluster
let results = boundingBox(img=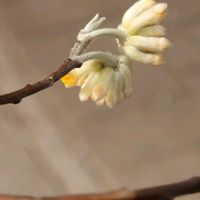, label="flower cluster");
[61,56,133,108]
[118,0,171,65]
[61,0,171,108]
